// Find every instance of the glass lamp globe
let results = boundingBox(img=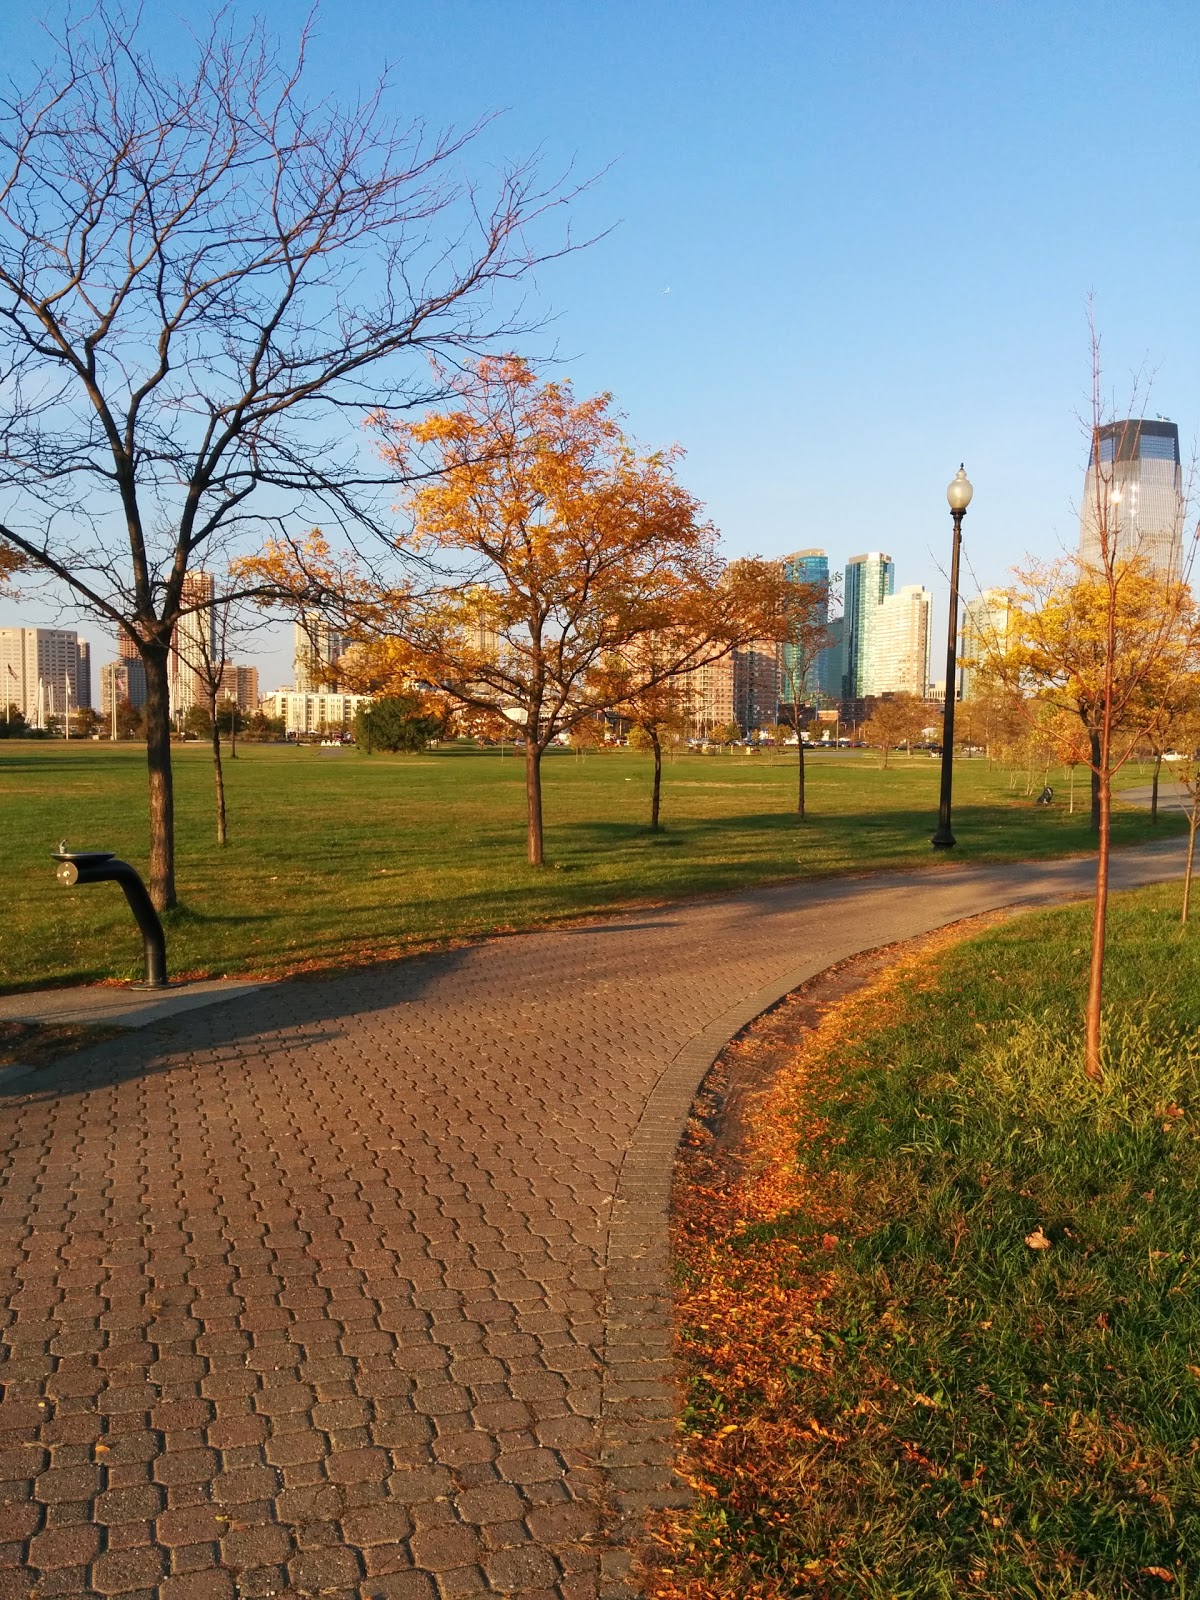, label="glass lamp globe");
[946,466,973,512]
